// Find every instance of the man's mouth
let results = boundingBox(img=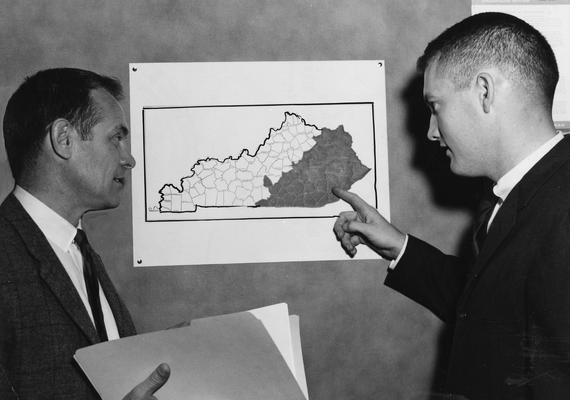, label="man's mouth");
[113,177,125,185]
